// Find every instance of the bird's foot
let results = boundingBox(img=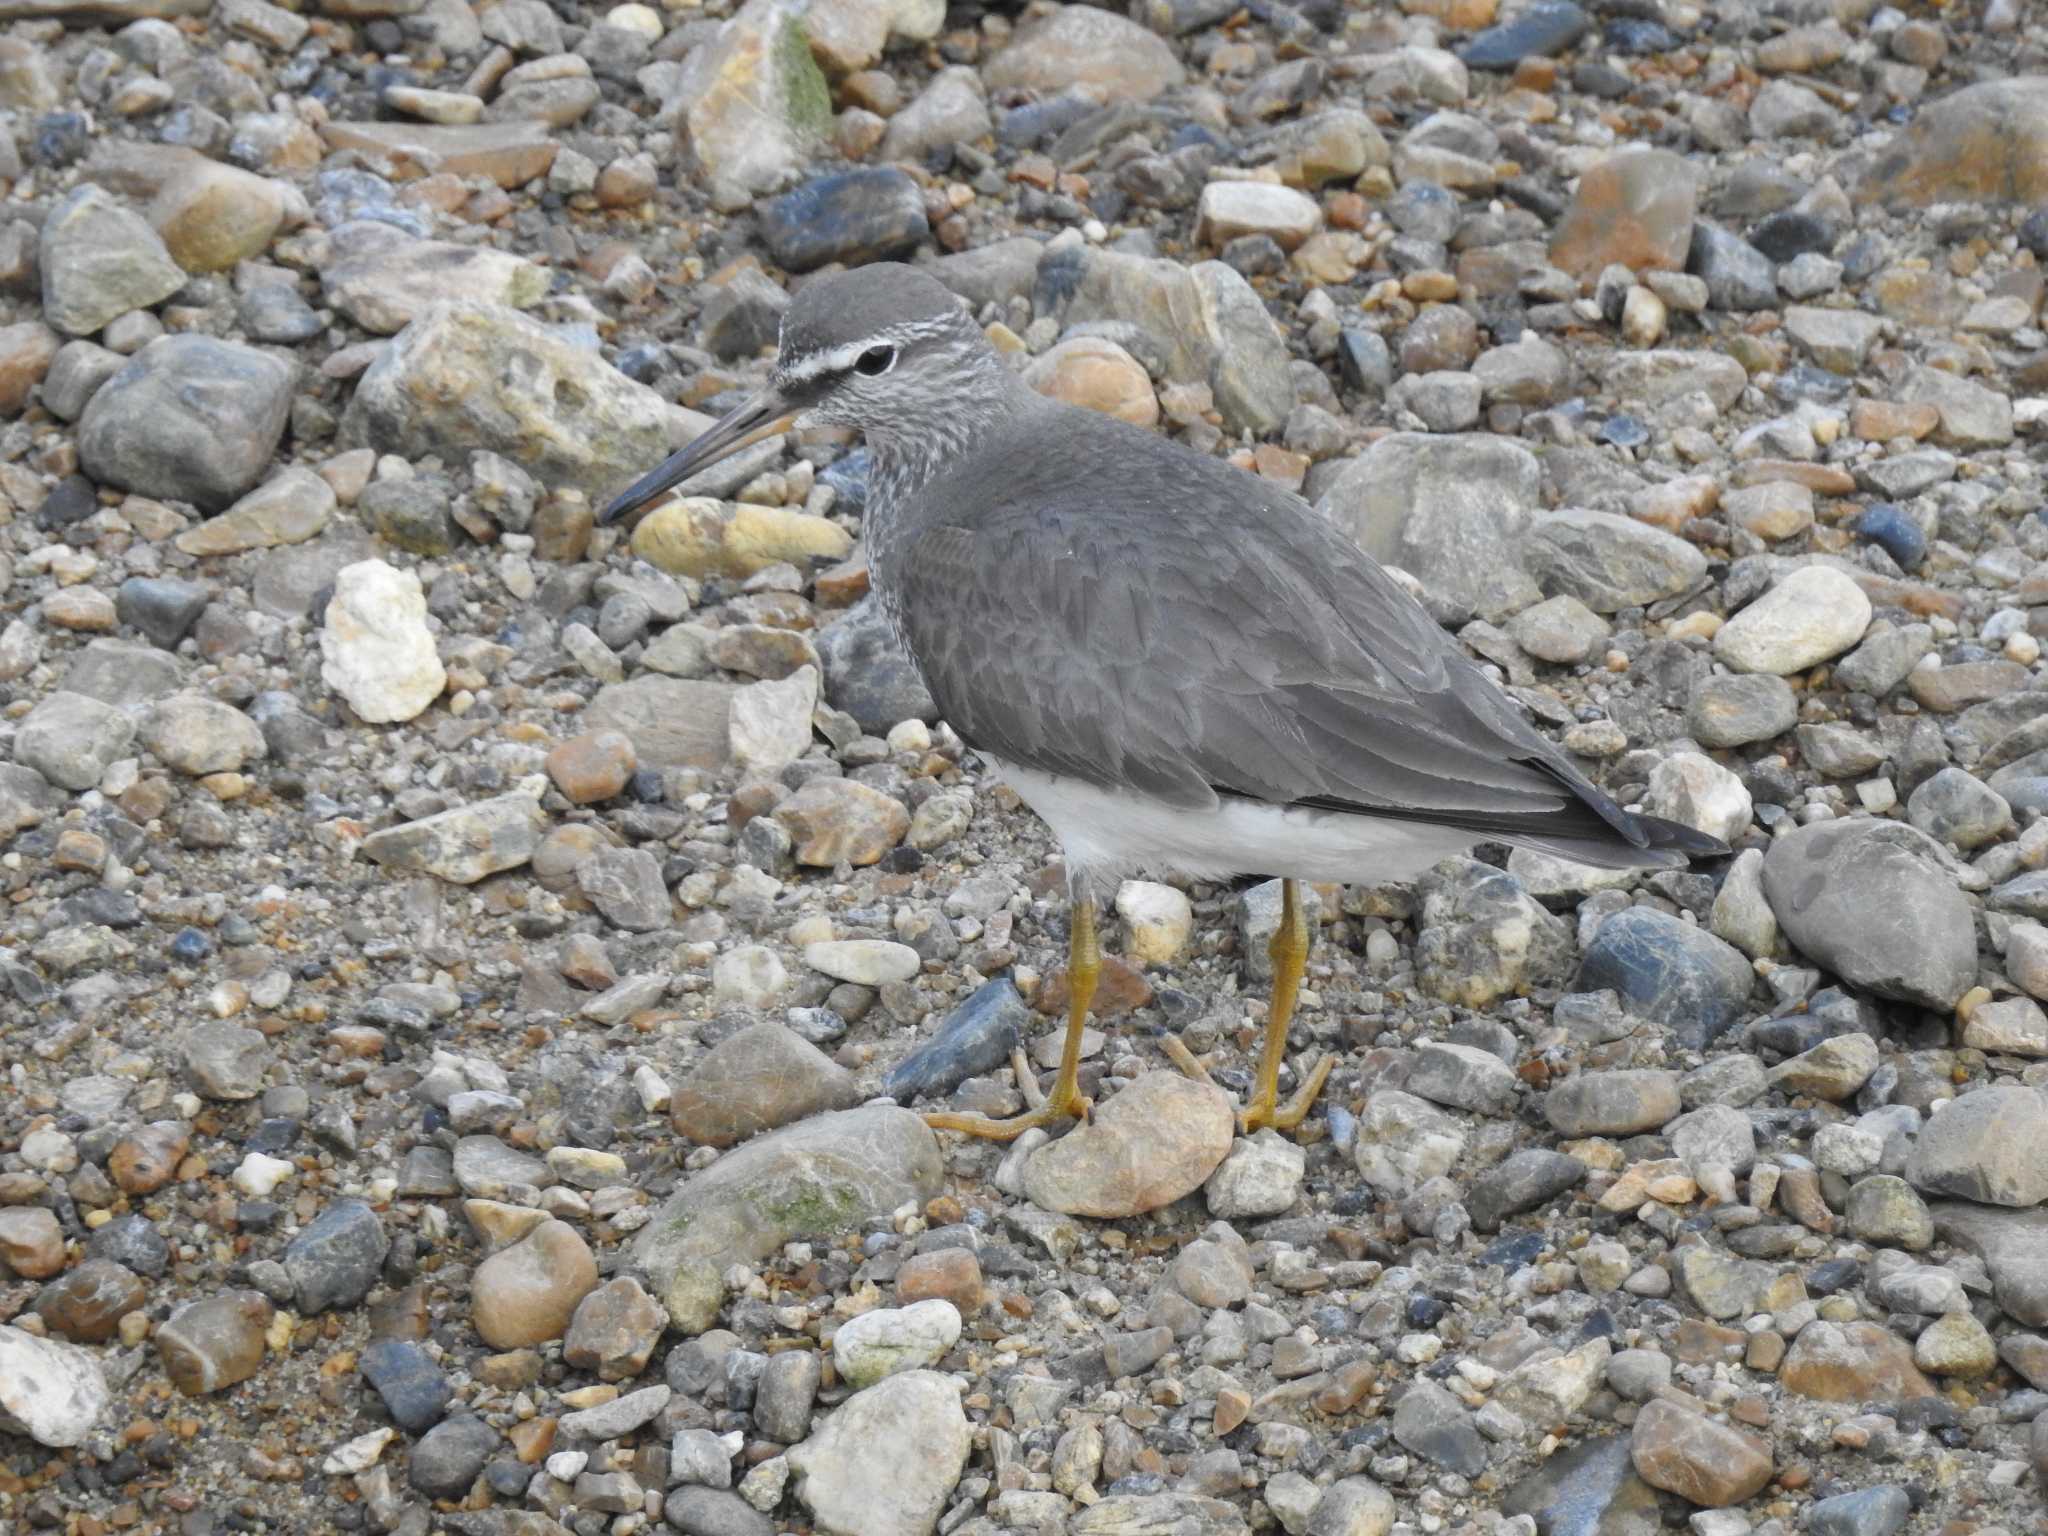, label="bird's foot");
[924,1083,1091,1142]
[1238,1053,1333,1136]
